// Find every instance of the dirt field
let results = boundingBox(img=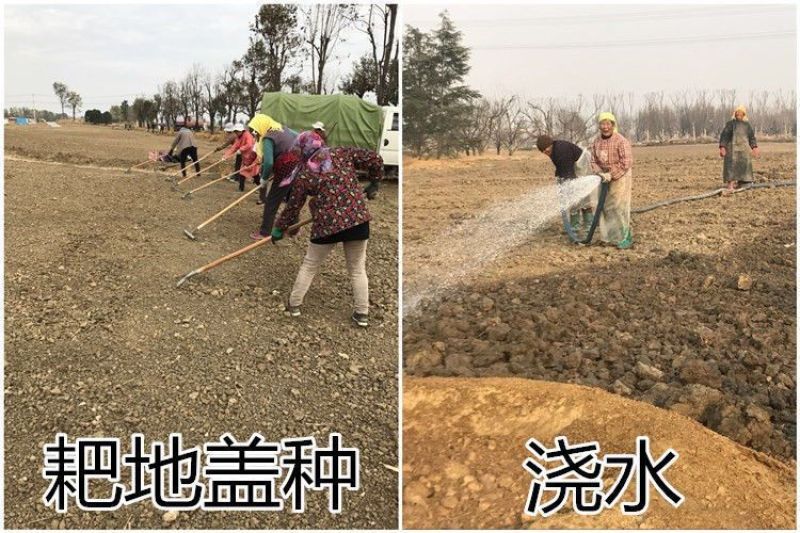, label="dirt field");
[4,123,399,528]
[403,377,796,529]
[403,144,795,463]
